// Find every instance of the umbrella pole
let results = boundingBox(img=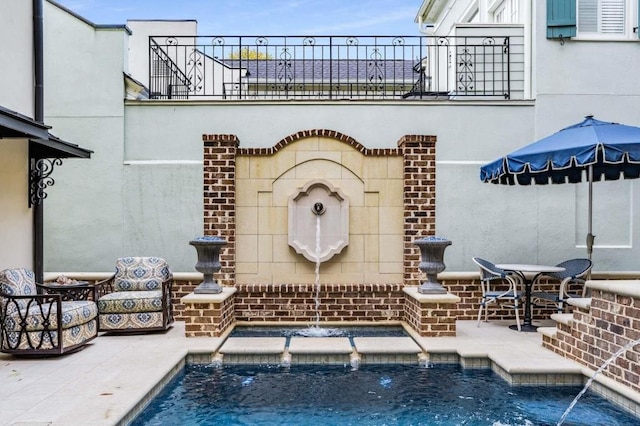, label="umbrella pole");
[587,165,595,261]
